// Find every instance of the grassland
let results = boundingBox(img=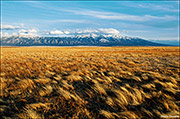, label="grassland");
[0,46,179,119]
